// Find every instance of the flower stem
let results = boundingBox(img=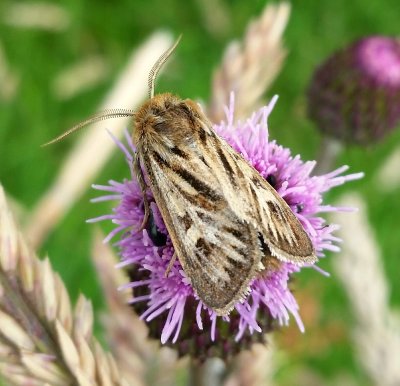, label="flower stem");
[189,358,226,386]
[314,135,343,175]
